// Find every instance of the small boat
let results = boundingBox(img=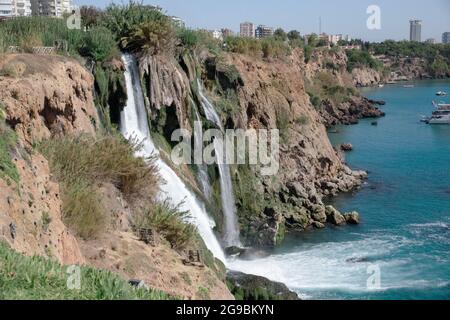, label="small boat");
[403,85,415,88]
[436,91,447,96]
[378,84,385,88]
